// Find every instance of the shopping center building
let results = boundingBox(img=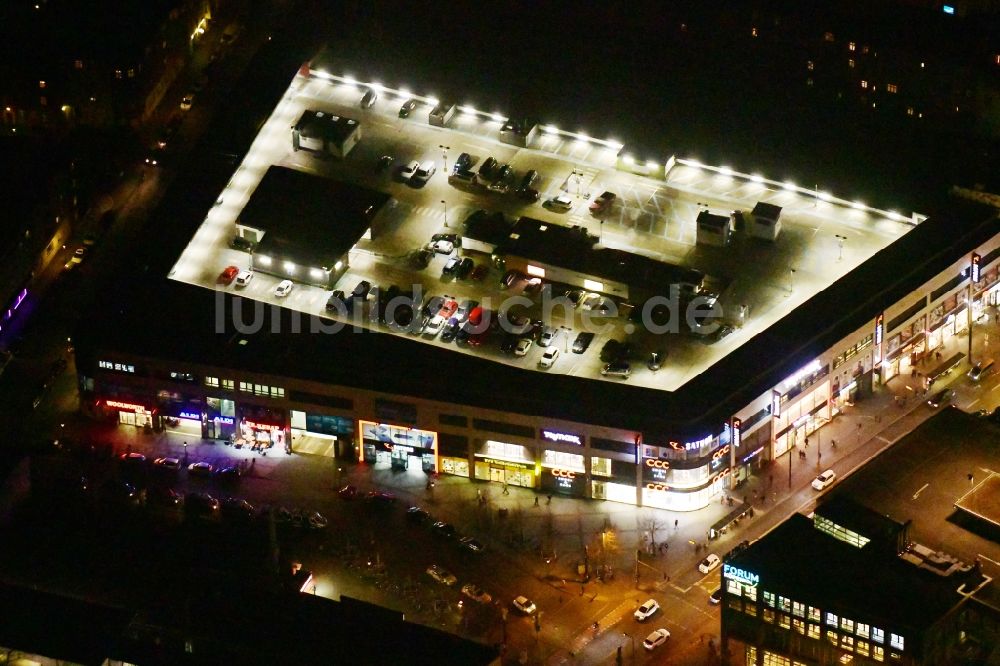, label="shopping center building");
[74,46,1000,514]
